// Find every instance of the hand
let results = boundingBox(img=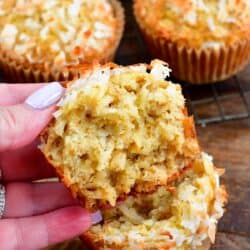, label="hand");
[0,83,101,250]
